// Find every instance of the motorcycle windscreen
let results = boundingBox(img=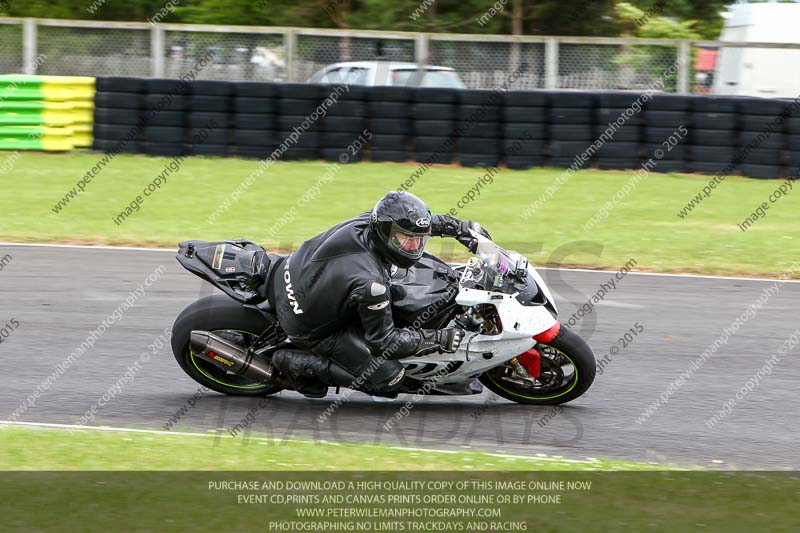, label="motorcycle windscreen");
[514,271,545,306]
